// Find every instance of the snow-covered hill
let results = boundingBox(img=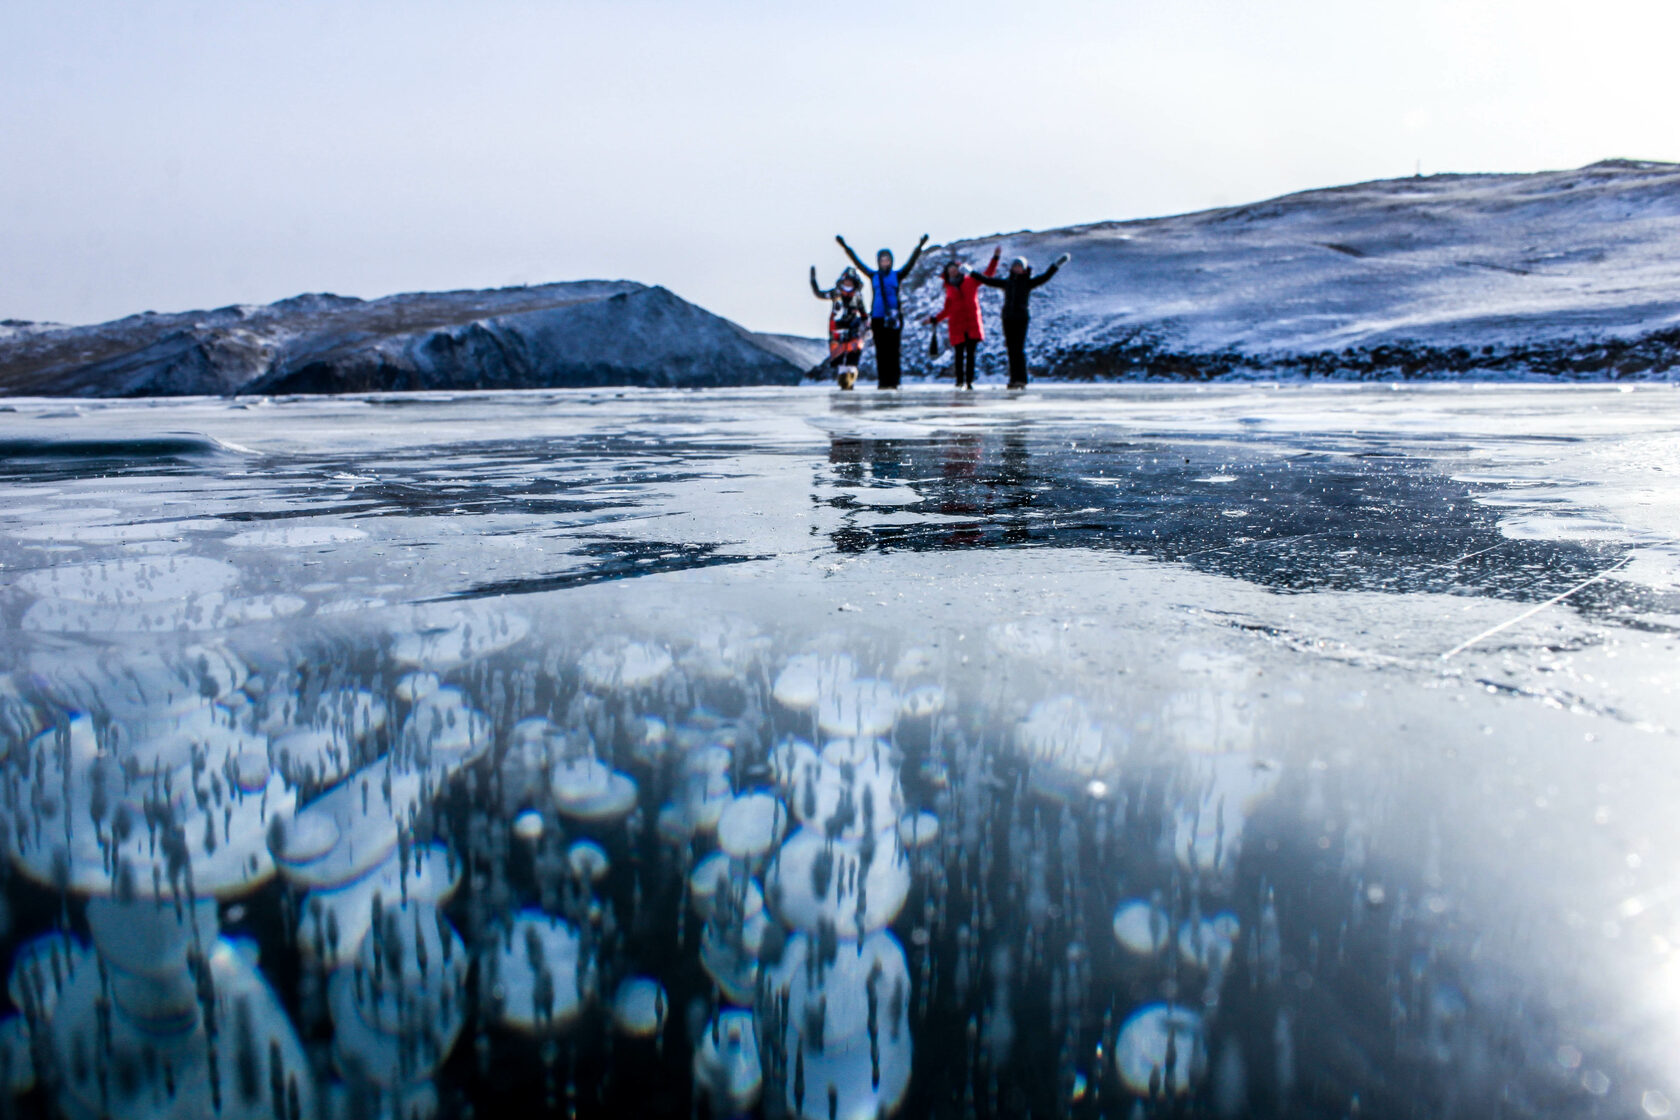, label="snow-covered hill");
[891,159,1680,381]
[0,282,812,397]
[9,161,1677,394]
